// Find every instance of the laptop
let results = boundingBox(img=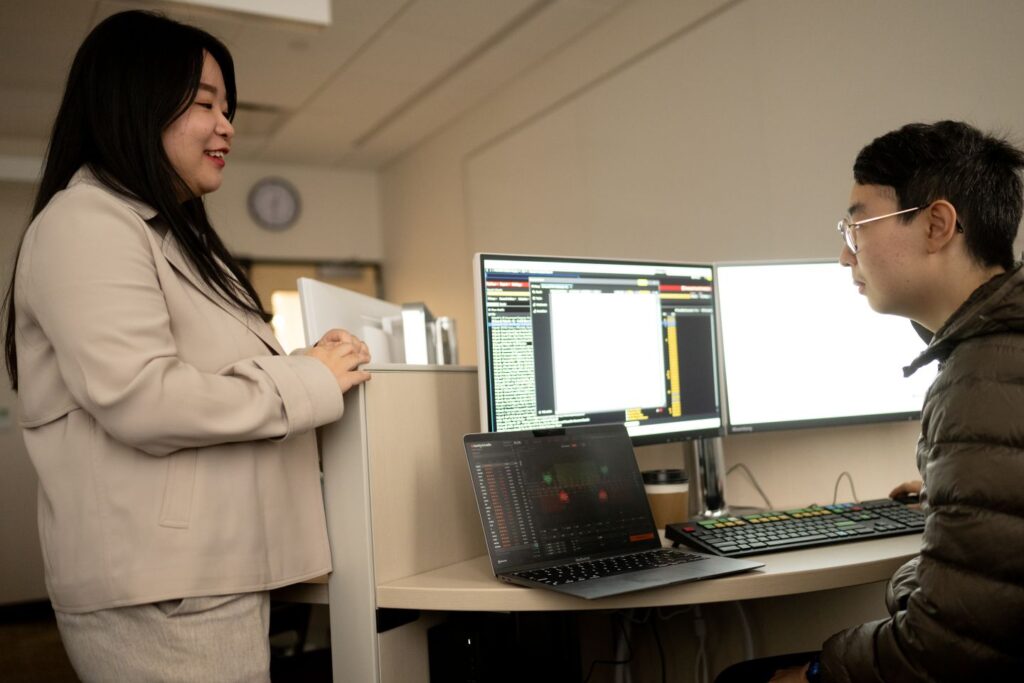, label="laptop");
[464,424,763,599]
